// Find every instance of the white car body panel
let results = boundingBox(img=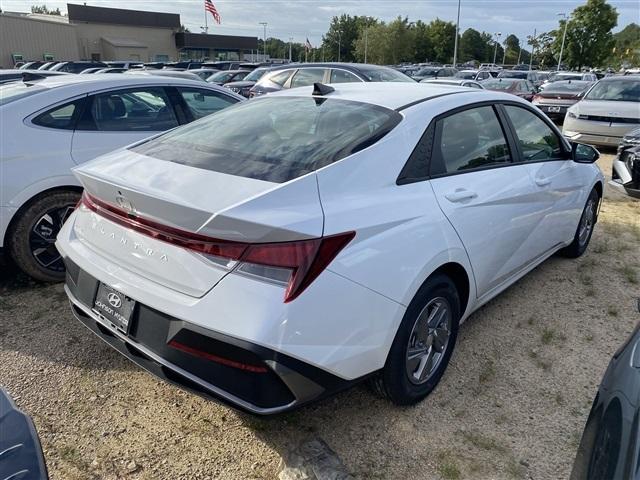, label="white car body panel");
[55,83,604,412]
[0,75,243,249]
